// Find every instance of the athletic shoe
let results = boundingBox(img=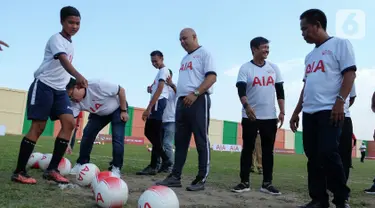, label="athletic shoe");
[11,171,37,184]
[260,183,281,195]
[158,161,173,173]
[136,165,157,175]
[186,177,205,191]
[43,169,69,184]
[298,200,328,208]
[70,163,81,175]
[364,185,375,194]
[155,174,182,187]
[111,166,121,178]
[231,182,251,193]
